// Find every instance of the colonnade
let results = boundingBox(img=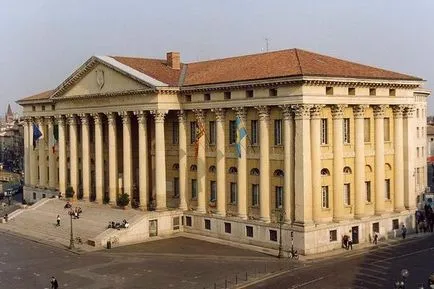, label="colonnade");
[22,103,417,224]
